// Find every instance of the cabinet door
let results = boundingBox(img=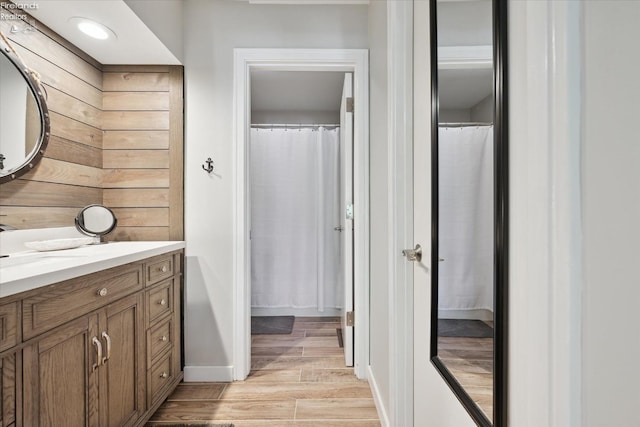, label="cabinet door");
[23,315,100,427]
[99,293,145,427]
[1,352,19,427]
